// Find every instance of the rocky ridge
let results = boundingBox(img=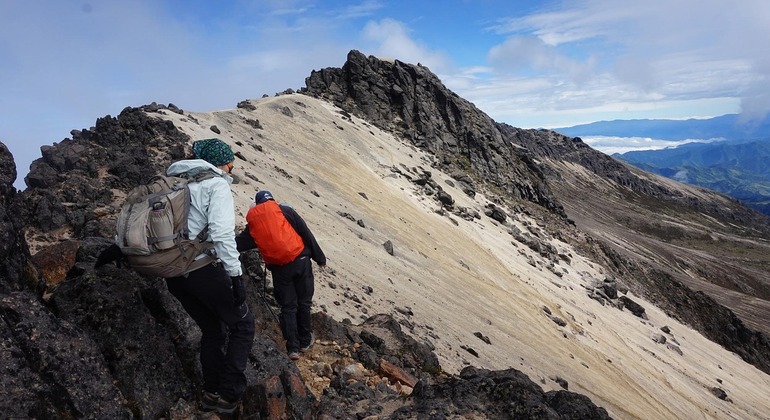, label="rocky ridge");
[303,50,563,217]
[1,107,611,417]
